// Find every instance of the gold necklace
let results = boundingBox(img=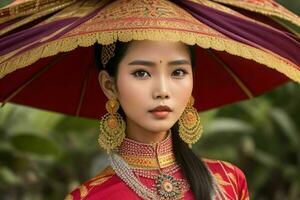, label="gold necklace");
[110,153,188,200]
[115,131,189,199]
